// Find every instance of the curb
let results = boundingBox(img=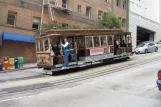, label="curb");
[0,66,37,73]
